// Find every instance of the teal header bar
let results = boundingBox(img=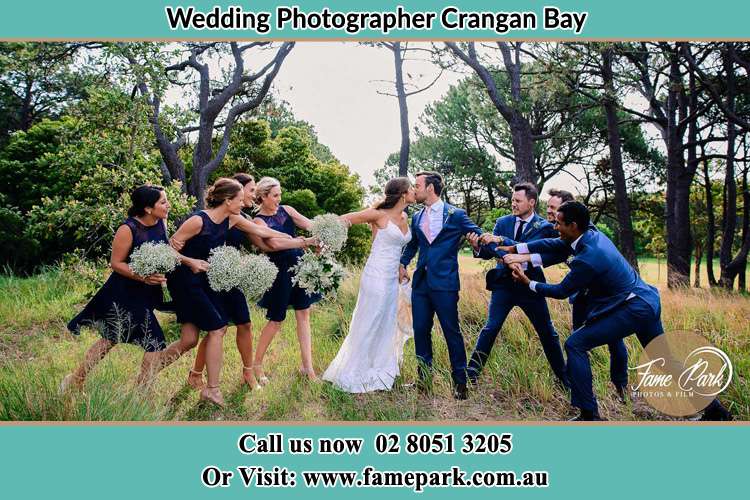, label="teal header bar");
[1,424,747,498]
[1,1,748,40]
